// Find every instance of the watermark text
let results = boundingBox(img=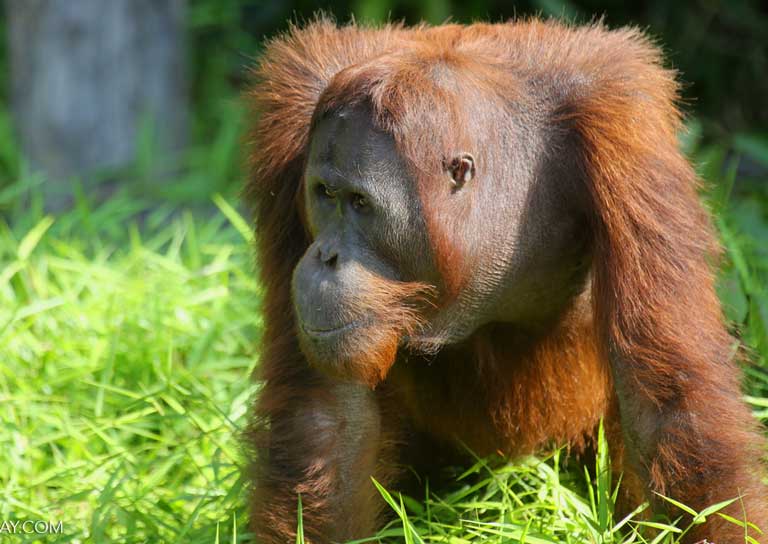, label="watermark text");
[0,520,64,535]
